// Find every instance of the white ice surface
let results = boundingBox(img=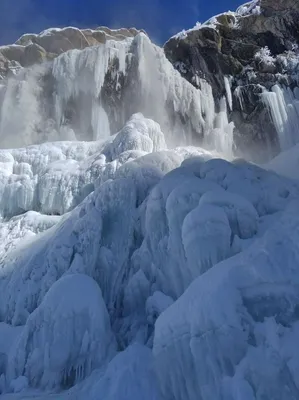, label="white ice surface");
[6,274,116,391]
